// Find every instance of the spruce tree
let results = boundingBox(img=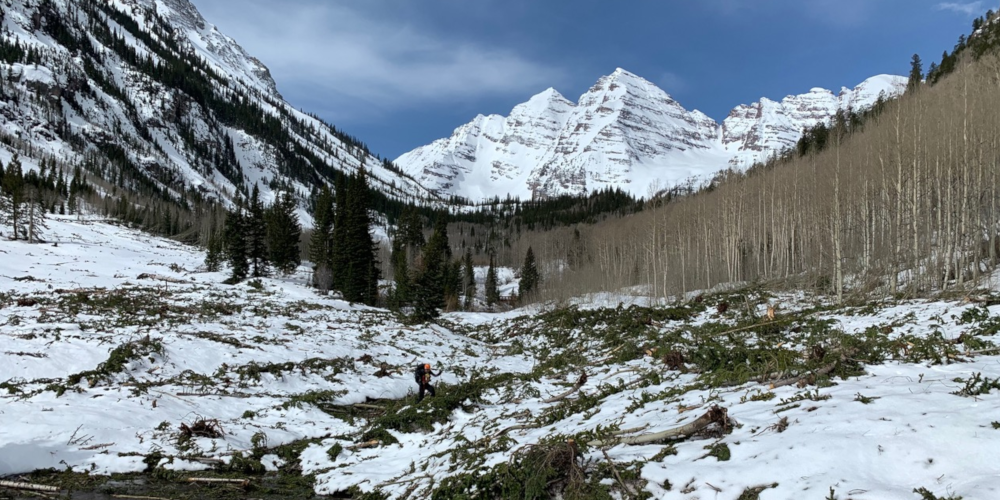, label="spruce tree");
[247,185,270,277]
[485,254,500,309]
[204,229,224,272]
[908,53,923,92]
[2,155,25,240]
[266,191,301,275]
[341,168,380,305]
[412,215,449,320]
[463,248,475,310]
[519,246,539,300]
[224,206,249,283]
[309,185,334,289]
